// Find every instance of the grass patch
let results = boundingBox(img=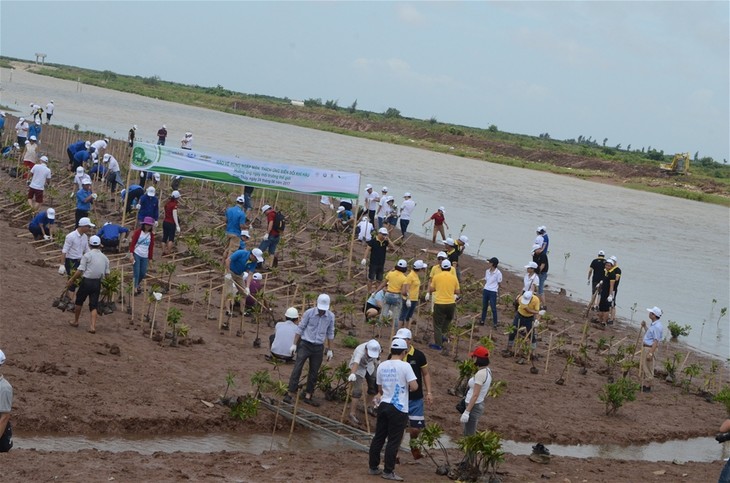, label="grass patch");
[623,183,730,206]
